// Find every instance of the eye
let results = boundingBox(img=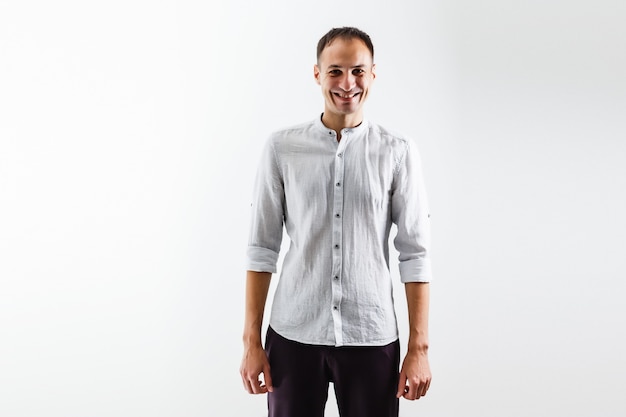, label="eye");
[352,68,365,75]
[329,69,342,76]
